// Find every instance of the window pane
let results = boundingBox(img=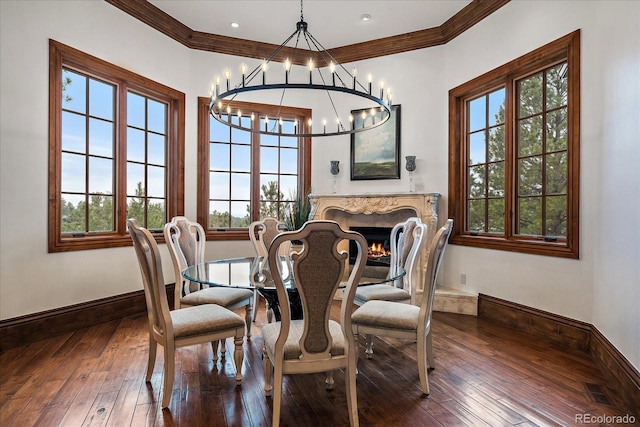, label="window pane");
[62,70,86,114]
[61,194,85,233]
[281,135,297,148]
[468,96,486,132]
[127,128,145,162]
[210,143,230,170]
[147,99,166,133]
[280,148,298,174]
[468,131,486,165]
[231,144,251,171]
[468,199,485,232]
[61,153,86,193]
[262,133,278,147]
[211,115,230,141]
[259,181,281,219]
[89,79,114,120]
[546,152,567,194]
[231,116,250,144]
[518,116,542,156]
[259,175,280,199]
[546,62,568,109]
[88,156,113,194]
[518,197,542,236]
[518,72,543,117]
[127,162,145,196]
[231,172,250,199]
[488,125,505,161]
[127,92,145,128]
[280,175,297,198]
[260,146,279,173]
[209,200,231,228]
[126,196,145,224]
[147,165,165,197]
[487,198,504,233]
[518,157,542,196]
[546,195,567,237]
[546,109,567,151]
[89,118,113,157]
[488,162,504,197]
[148,133,165,166]
[210,172,230,199]
[147,198,166,229]
[62,111,86,153]
[230,201,250,227]
[488,88,505,126]
[468,165,485,198]
[88,194,113,232]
